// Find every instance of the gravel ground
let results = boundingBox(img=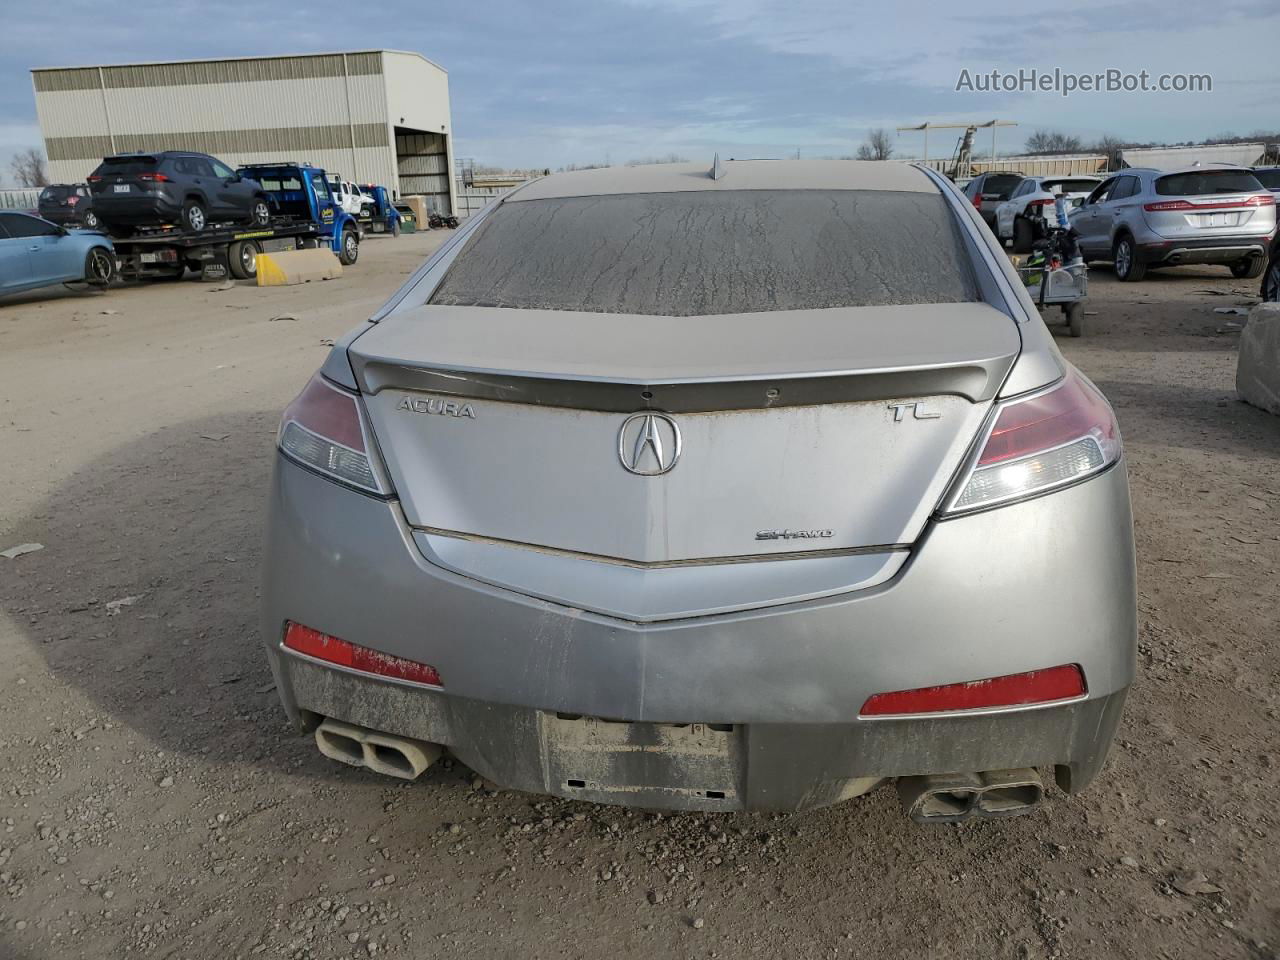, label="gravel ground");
[0,236,1277,960]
